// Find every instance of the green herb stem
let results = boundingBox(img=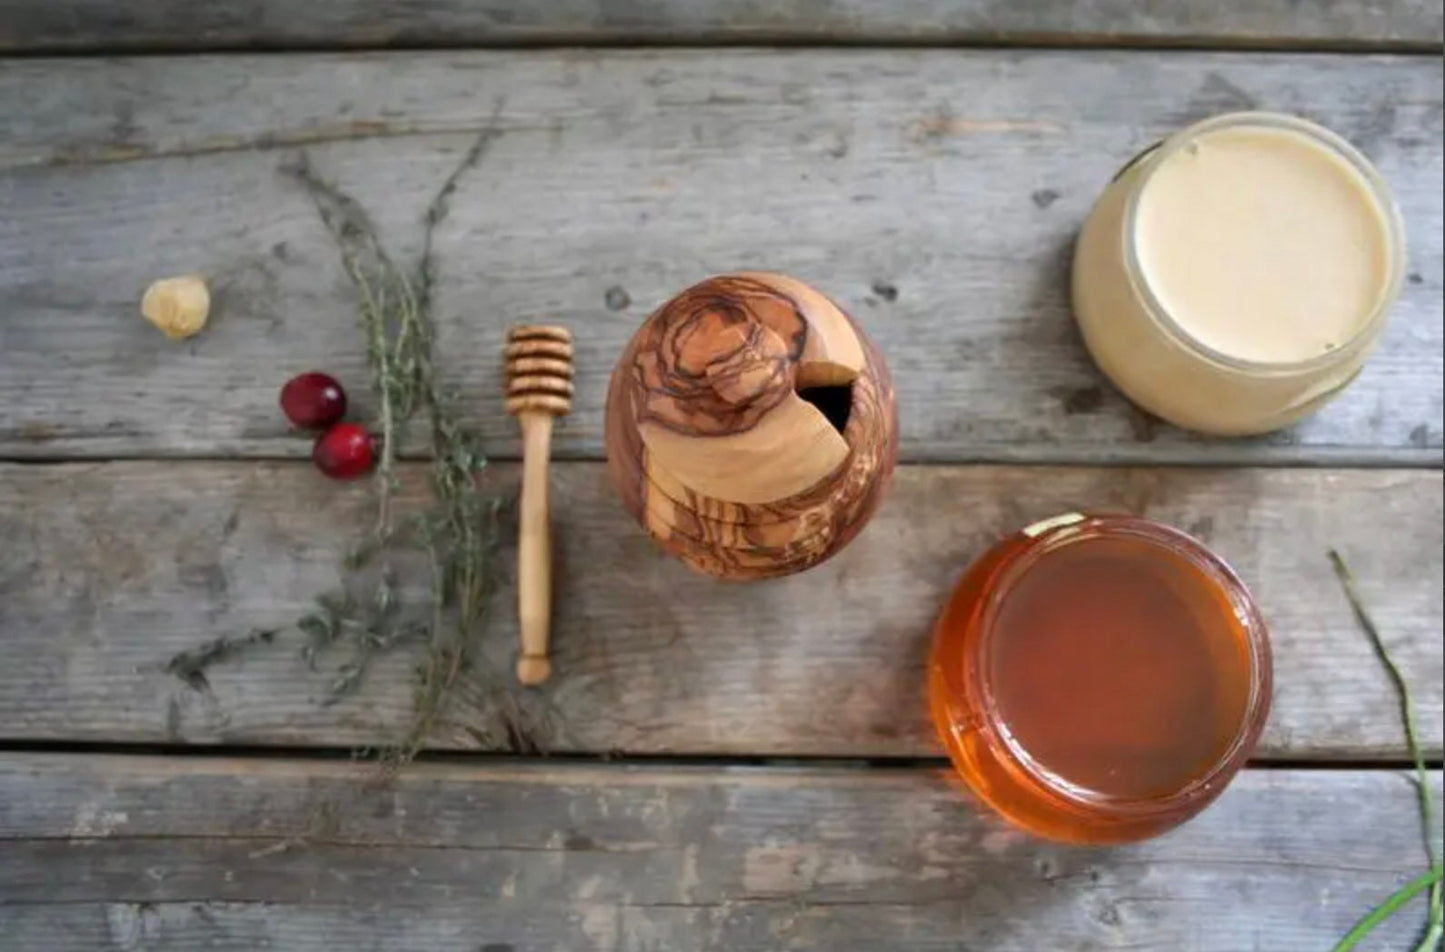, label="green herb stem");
[1329,551,1440,867]
[1332,865,1444,952]
[1329,549,1443,951]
